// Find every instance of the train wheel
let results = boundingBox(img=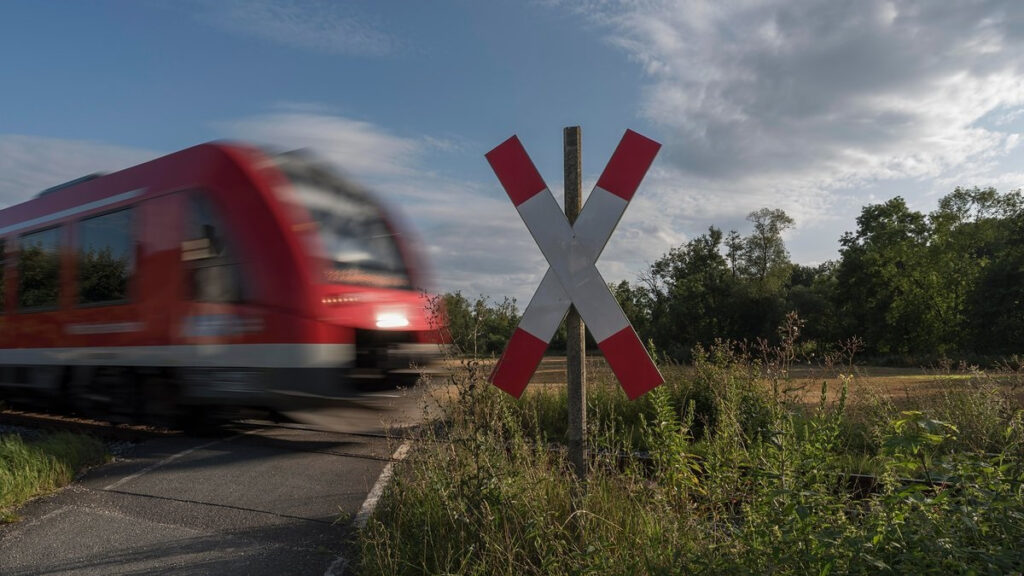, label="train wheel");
[67,366,106,419]
[103,367,139,424]
[140,371,180,429]
[178,405,226,437]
